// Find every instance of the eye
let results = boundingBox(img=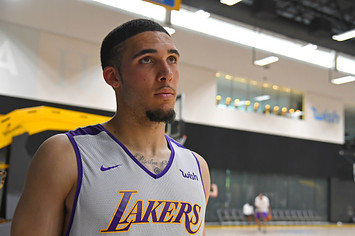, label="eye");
[140,57,152,64]
[167,56,177,64]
